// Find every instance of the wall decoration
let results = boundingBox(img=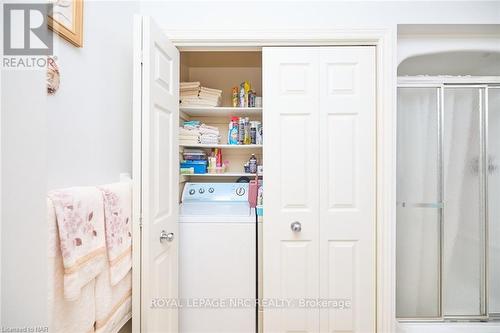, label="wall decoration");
[47,56,60,95]
[48,0,84,47]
